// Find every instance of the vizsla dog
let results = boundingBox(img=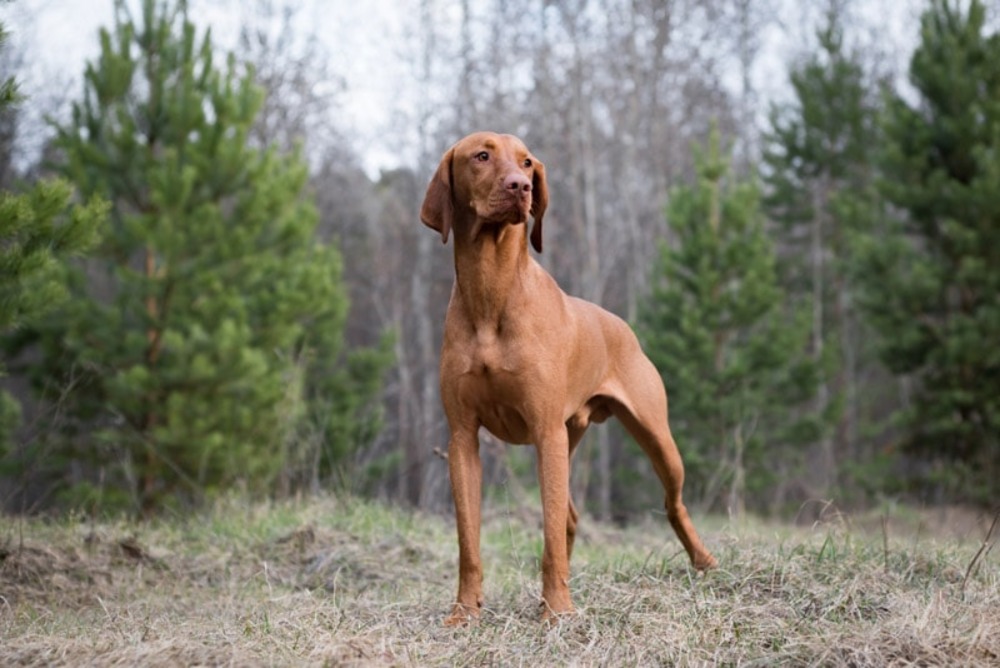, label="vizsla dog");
[421,131,716,625]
